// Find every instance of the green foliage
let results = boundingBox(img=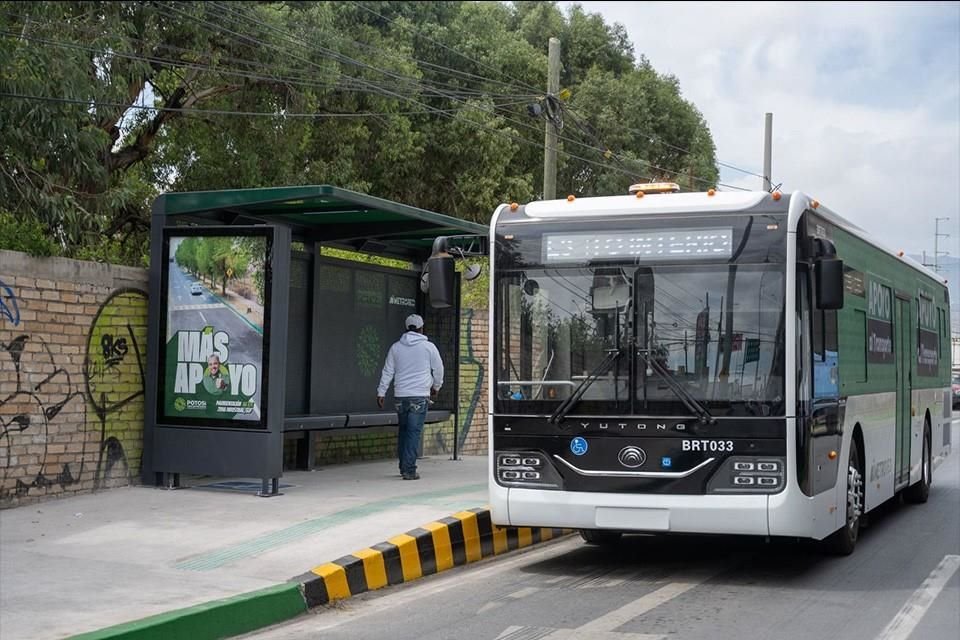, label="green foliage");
[0,211,60,257]
[0,0,721,267]
[459,257,489,311]
[321,246,413,271]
